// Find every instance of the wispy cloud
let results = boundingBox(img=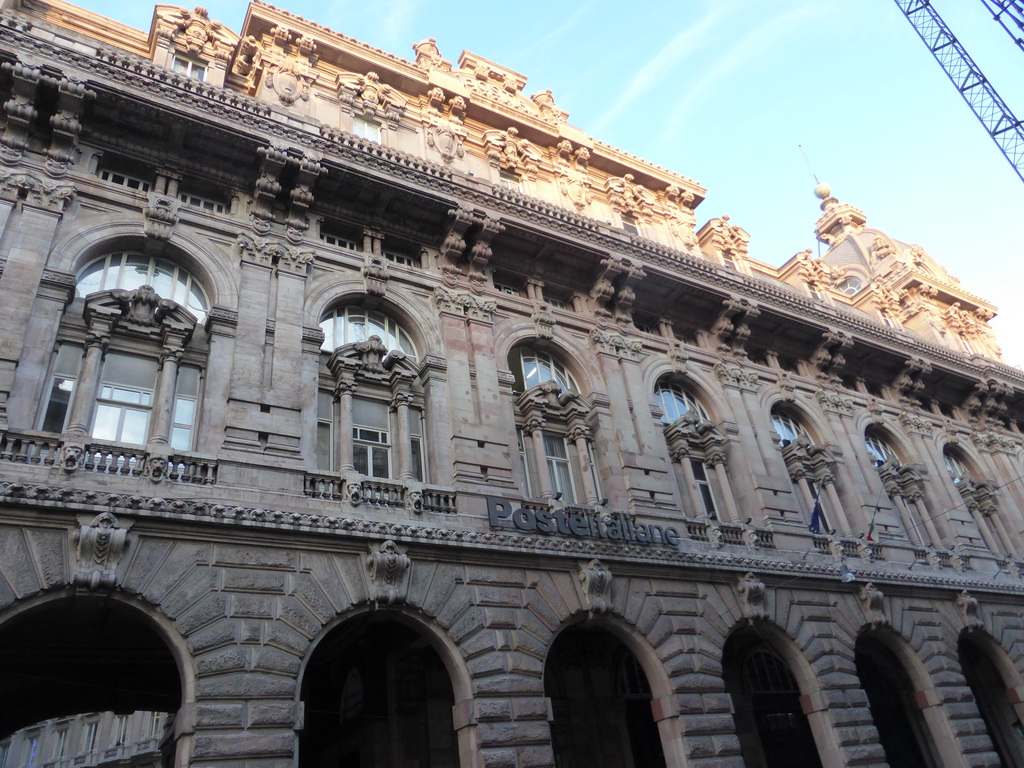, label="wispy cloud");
[659,4,820,141]
[590,3,729,135]
[512,4,595,65]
